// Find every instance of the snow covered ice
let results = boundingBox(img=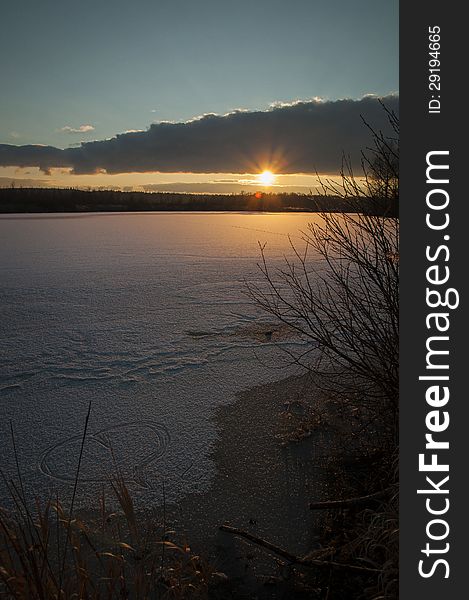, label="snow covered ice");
[0,212,320,507]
